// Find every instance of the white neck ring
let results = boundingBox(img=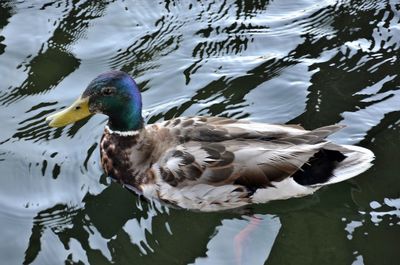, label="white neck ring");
[105,125,140,136]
